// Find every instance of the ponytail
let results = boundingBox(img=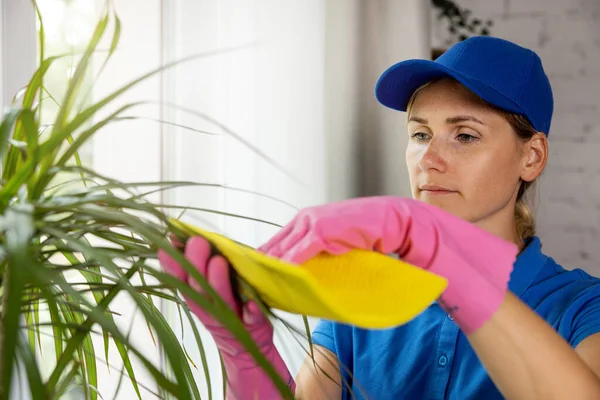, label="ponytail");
[514,180,536,241]
[515,198,535,240]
